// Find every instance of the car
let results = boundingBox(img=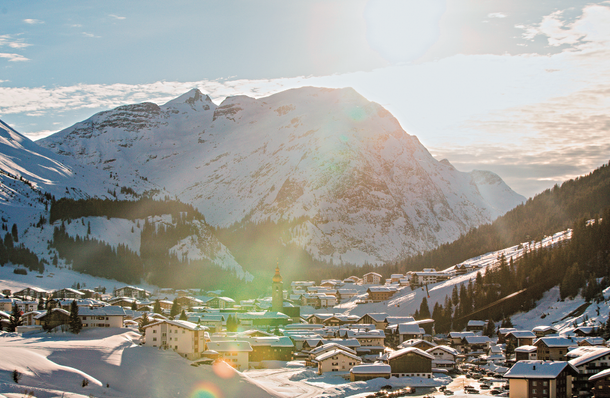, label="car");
[444,390,454,395]
[490,390,502,395]
[480,384,491,390]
